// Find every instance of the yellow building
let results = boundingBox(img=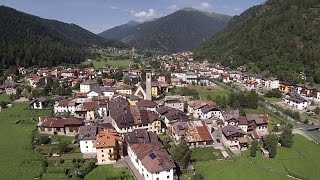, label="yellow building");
[151,86,159,96]
[279,82,293,94]
[94,129,124,165]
